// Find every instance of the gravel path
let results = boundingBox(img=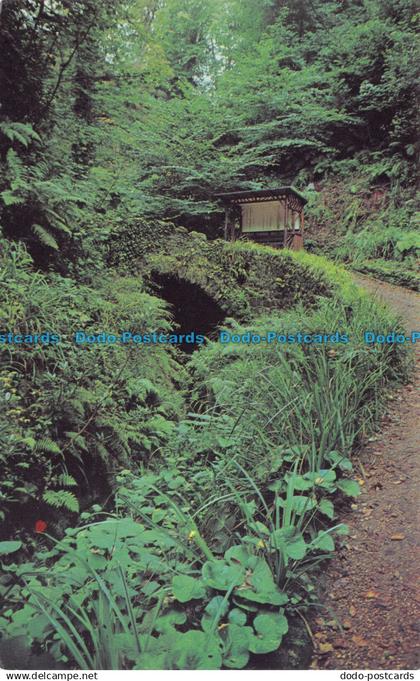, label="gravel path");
[312,274,420,670]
